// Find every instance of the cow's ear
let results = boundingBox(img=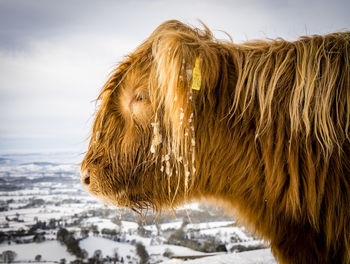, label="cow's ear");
[148,22,220,183]
[150,22,219,130]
